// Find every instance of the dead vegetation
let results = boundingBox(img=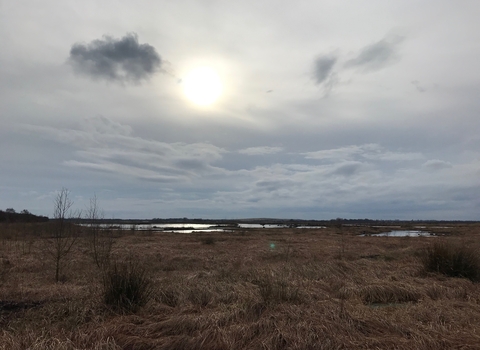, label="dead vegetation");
[1,223,480,349]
